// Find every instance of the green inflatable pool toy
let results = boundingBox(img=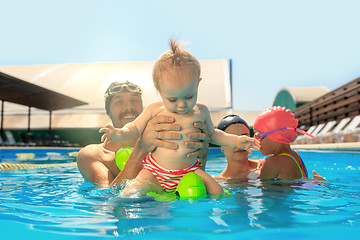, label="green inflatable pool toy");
[146,172,233,202]
[115,147,133,171]
[175,172,207,199]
